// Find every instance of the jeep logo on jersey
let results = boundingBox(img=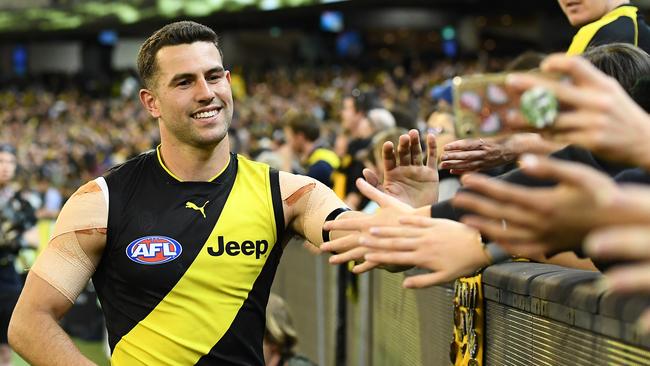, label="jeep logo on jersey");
[126,236,182,265]
[207,236,269,259]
